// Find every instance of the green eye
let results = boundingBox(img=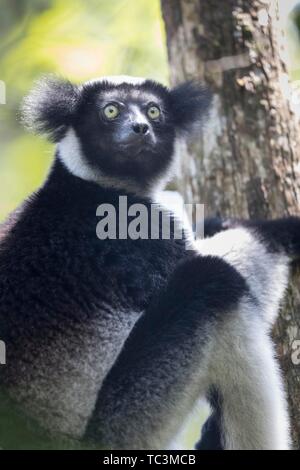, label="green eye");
[147,105,161,120]
[104,104,120,119]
